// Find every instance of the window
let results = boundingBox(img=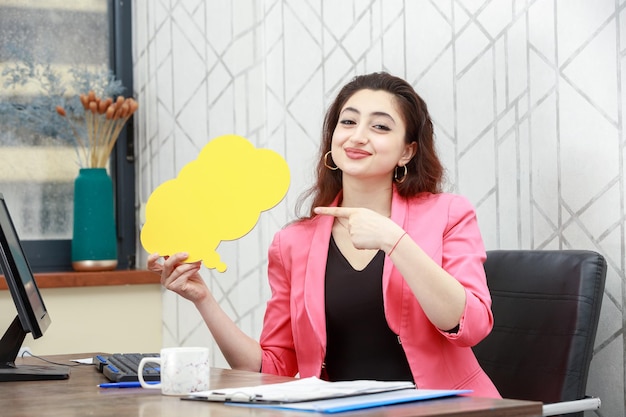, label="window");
[0,0,135,272]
